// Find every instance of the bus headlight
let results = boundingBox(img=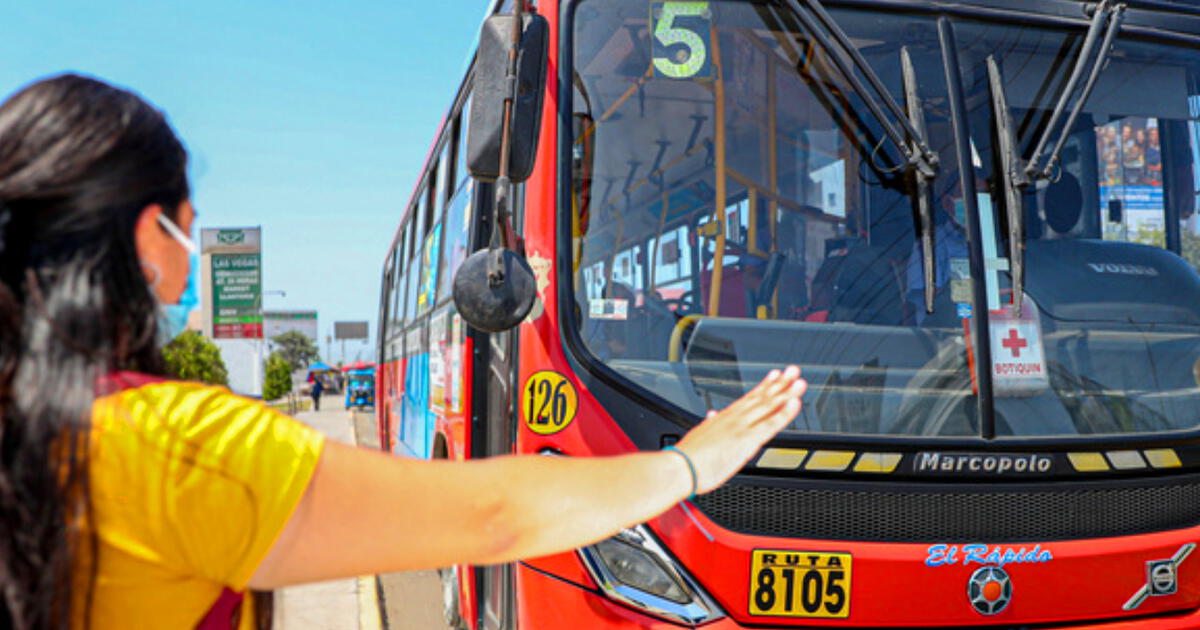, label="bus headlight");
[579,525,724,625]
